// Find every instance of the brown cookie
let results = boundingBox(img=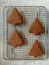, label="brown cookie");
[7,8,22,26]
[28,40,43,57]
[29,18,44,35]
[7,30,23,48]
